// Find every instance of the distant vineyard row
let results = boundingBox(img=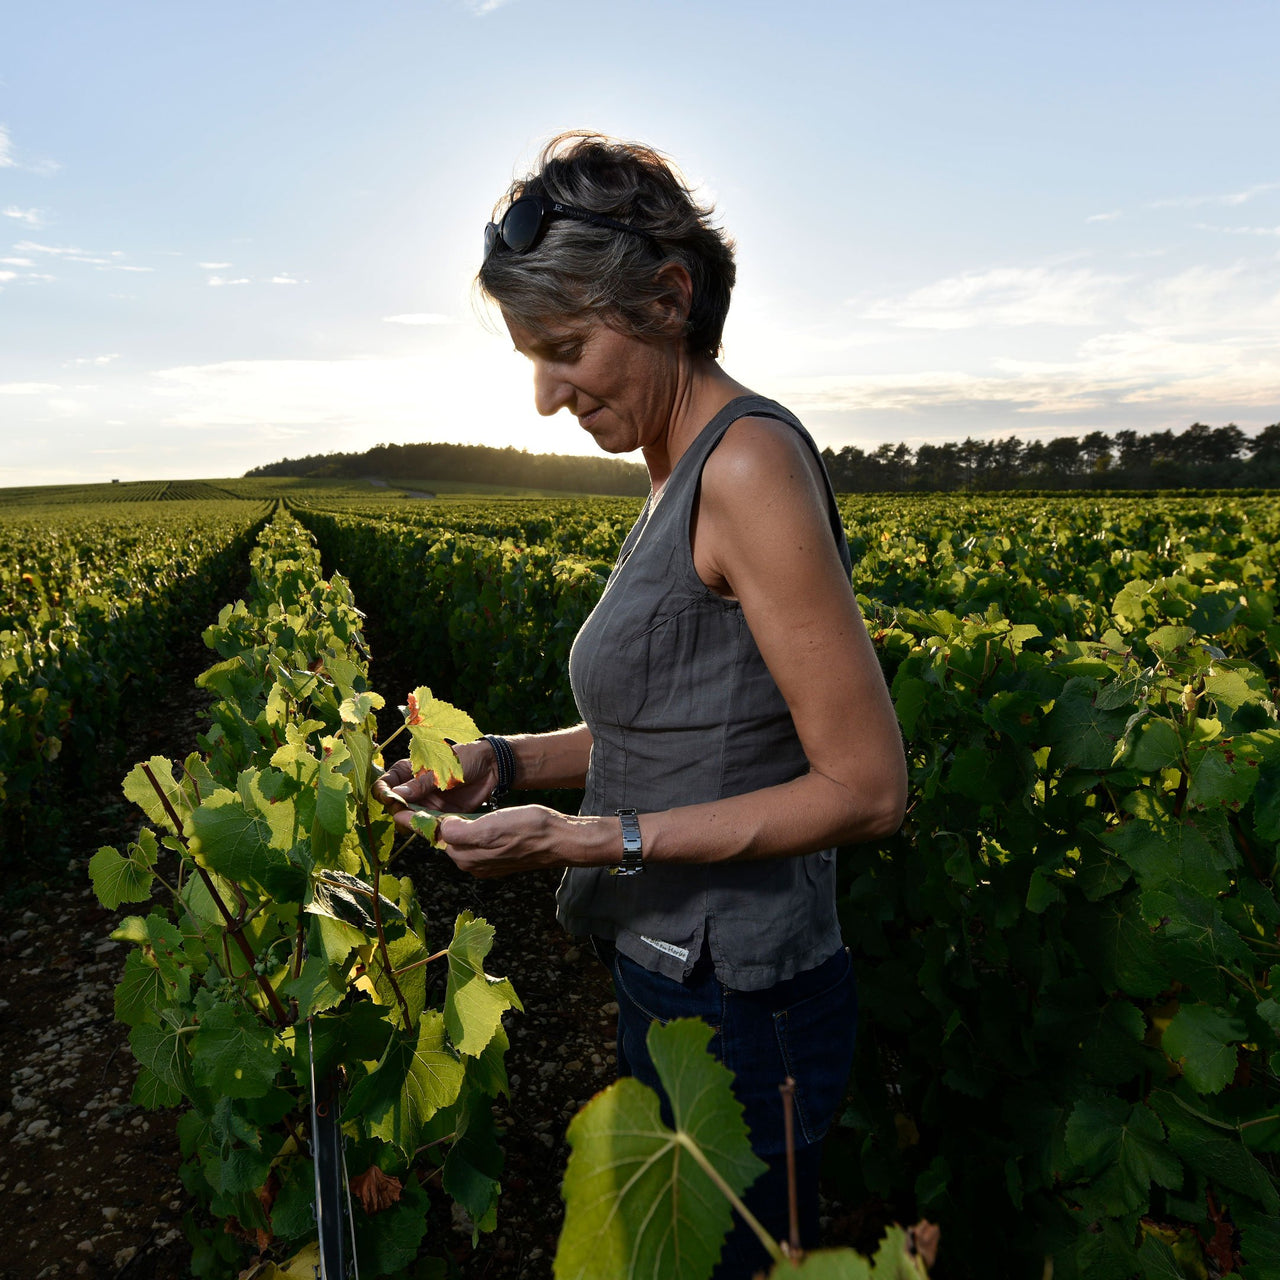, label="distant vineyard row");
[5,486,1279,1277]
[287,489,1280,1279]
